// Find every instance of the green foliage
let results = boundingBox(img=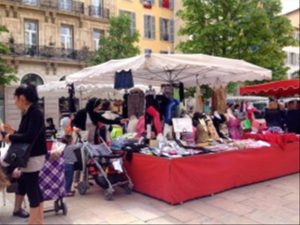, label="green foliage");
[177,0,297,81]
[0,26,18,85]
[90,15,140,65]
